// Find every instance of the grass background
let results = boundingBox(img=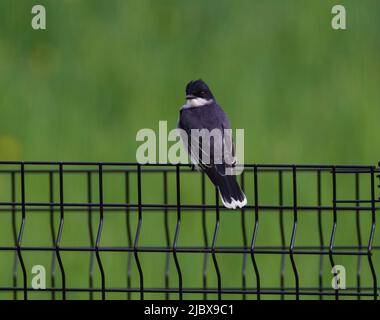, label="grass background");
[0,0,379,299]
